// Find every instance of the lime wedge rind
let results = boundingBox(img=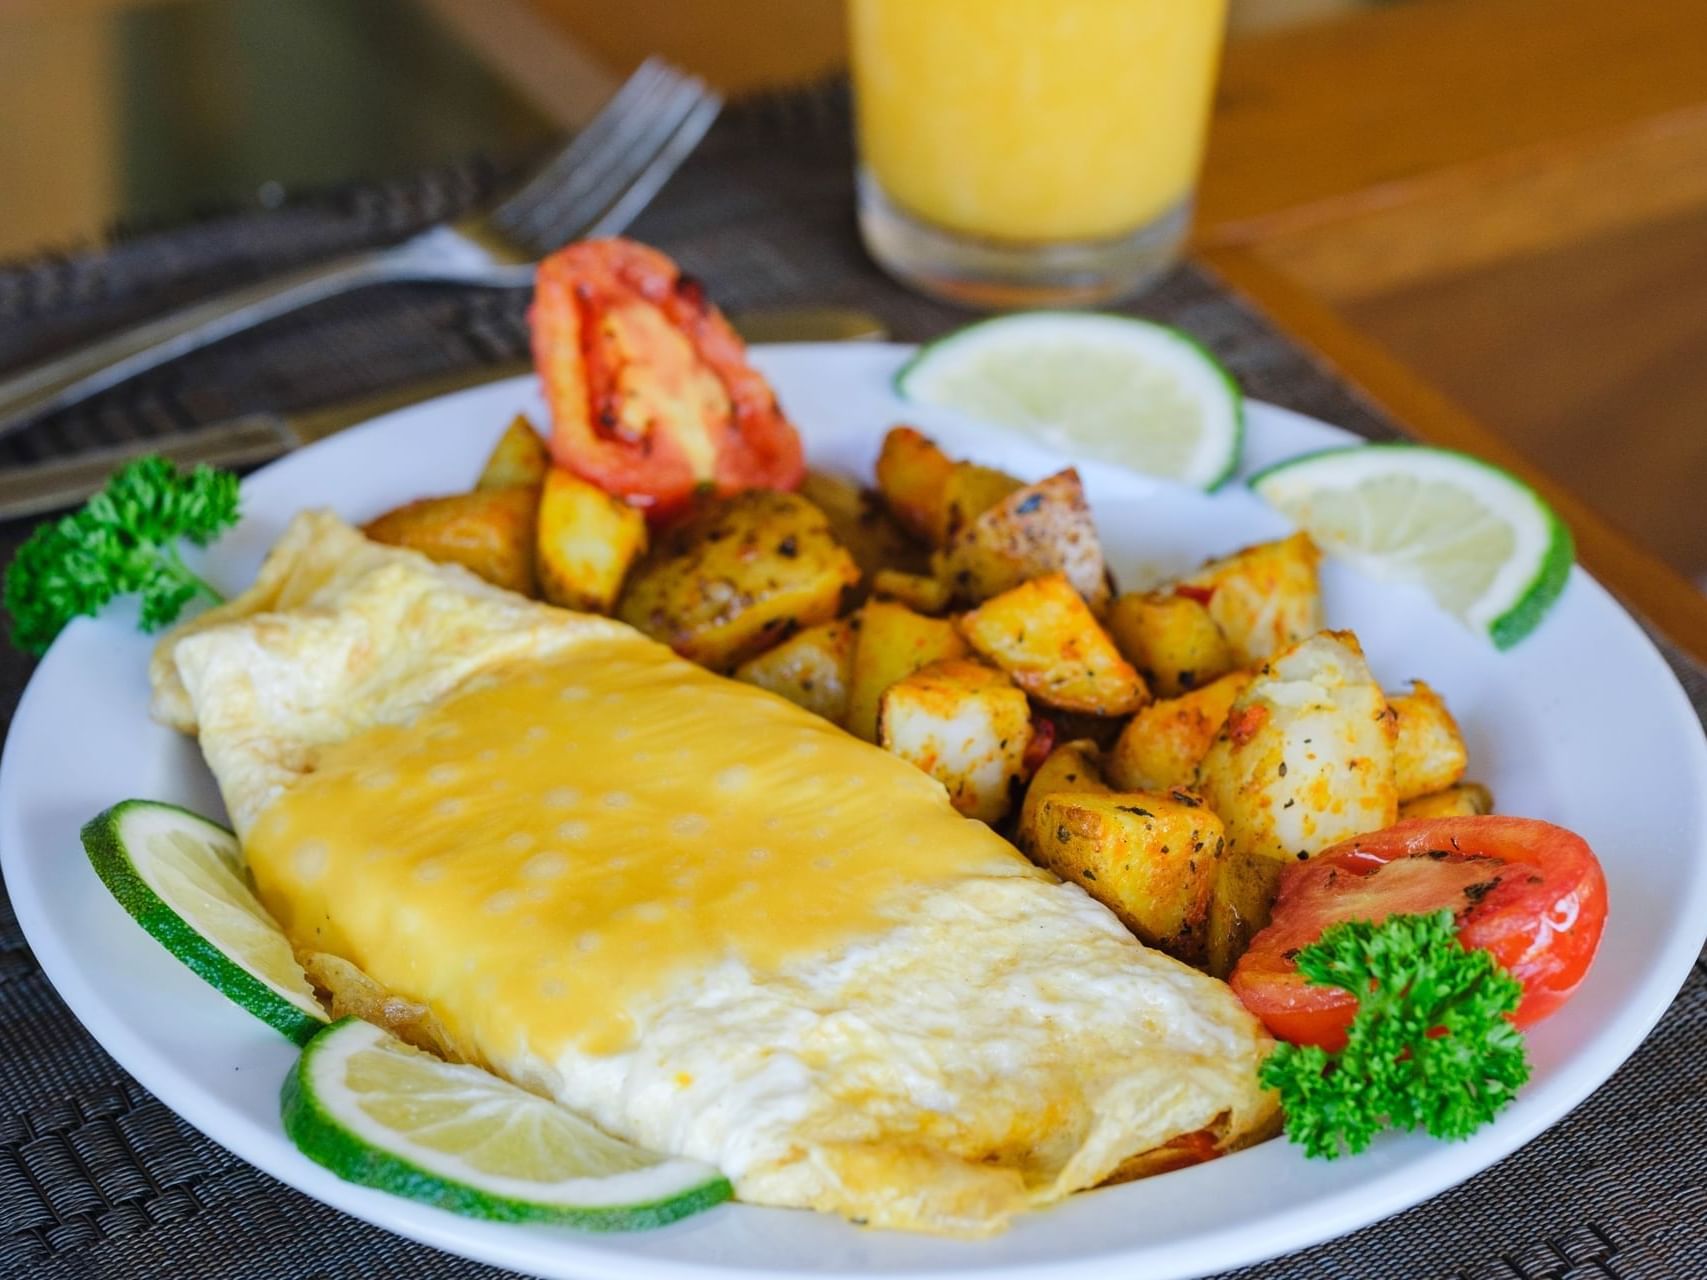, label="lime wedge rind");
[894,312,1245,491]
[1151,322,1245,492]
[1249,444,1575,650]
[81,799,327,1045]
[1489,505,1574,651]
[283,1018,732,1230]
